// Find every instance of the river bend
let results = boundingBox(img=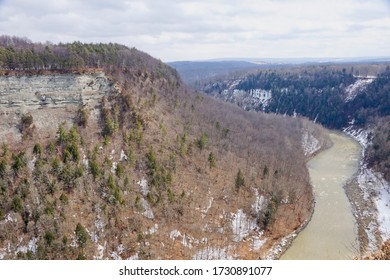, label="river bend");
[282,132,361,259]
